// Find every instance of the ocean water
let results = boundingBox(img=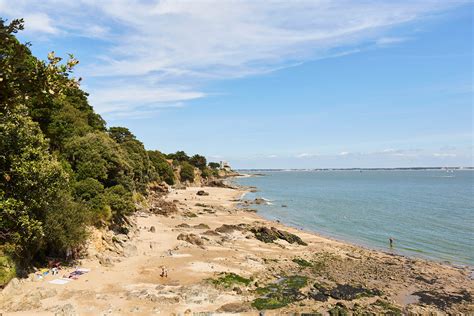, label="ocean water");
[233,170,474,266]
